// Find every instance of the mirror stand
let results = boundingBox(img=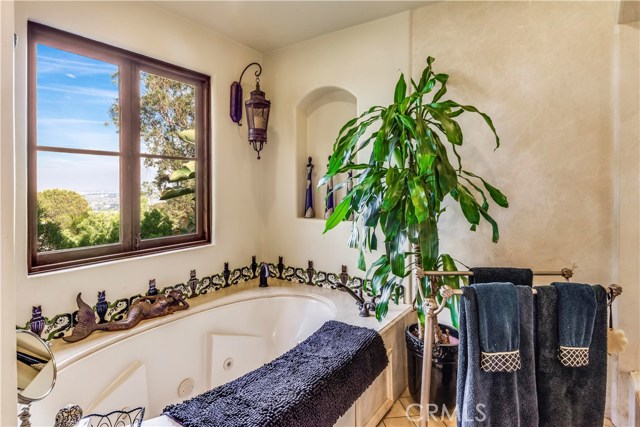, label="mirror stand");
[16,329,57,427]
[18,403,31,427]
